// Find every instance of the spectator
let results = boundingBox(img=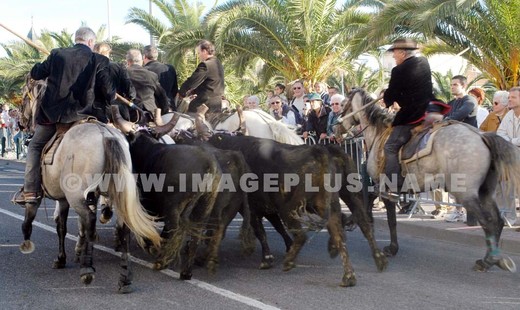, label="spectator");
[143,45,178,111]
[480,90,509,132]
[314,81,330,106]
[288,80,306,121]
[327,93,345,139]
[246,95,261,110]
[269,95,296,126]
[274,83,288,104]
[265,90,274,106]
[303,92,331,141]
[496,86,520,226]
[468,87,489,127]
[444,75,478,127]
